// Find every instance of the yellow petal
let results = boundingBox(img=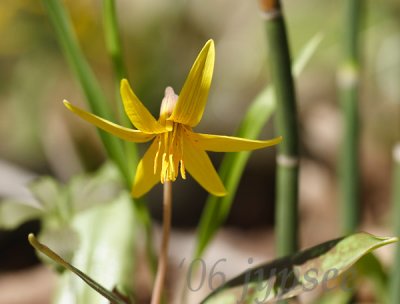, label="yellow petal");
[190,133,282,152]
[168,40,215,127]
[120,79,167,133]
[63,100,155,143]
[132,139,161,198]
[182,136,227,196]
